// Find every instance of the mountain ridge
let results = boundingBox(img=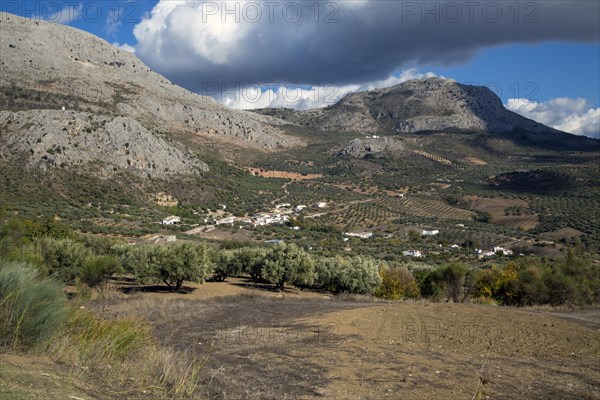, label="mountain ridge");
[252,77,566,136]
[0,12,300,152]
